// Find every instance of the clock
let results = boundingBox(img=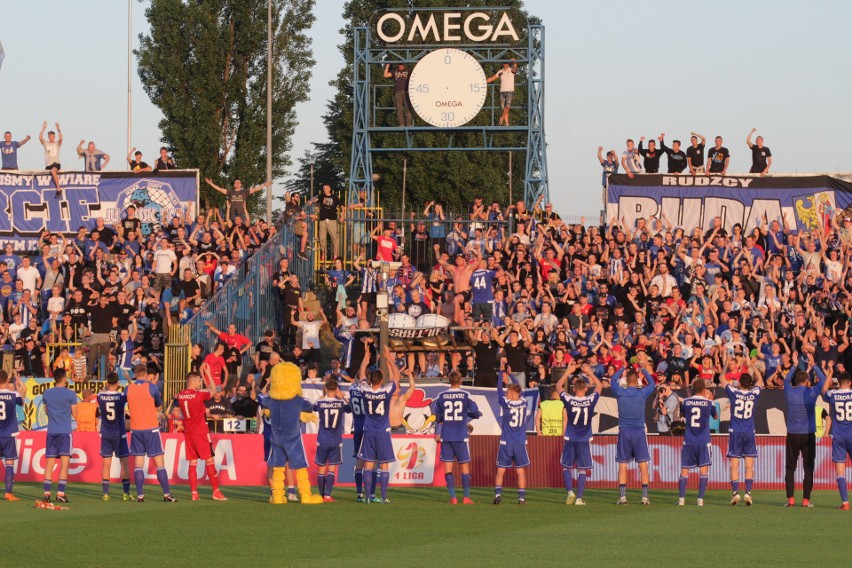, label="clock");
[407,48,487,128]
